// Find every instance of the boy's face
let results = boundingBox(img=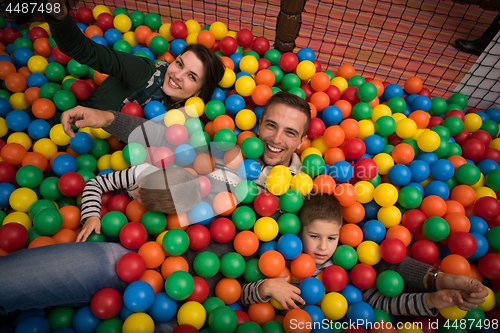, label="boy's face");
[302,219,341,265]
